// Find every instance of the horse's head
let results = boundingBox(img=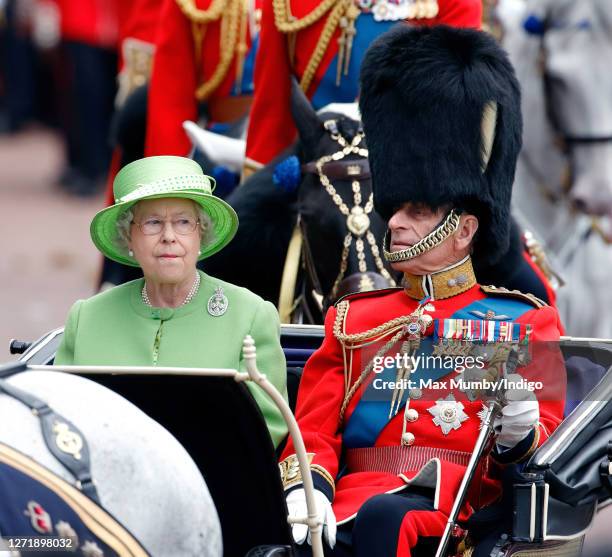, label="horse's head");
[525,0,612,228]
[288,81,396,314]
